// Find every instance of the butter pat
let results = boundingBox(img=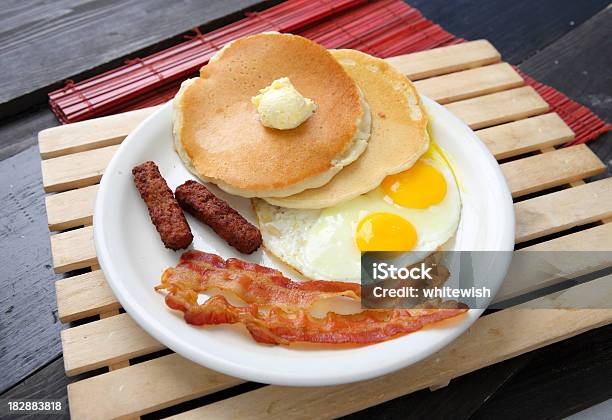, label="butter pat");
[251,77,317,130]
